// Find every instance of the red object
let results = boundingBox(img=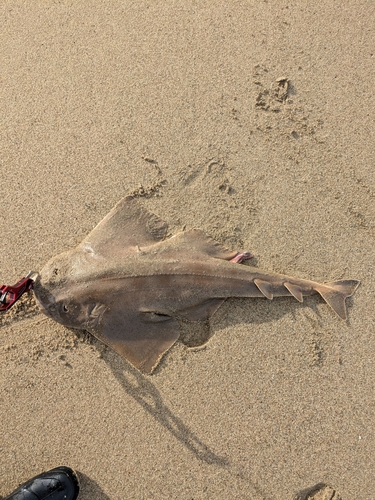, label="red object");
[0,273,36,311]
